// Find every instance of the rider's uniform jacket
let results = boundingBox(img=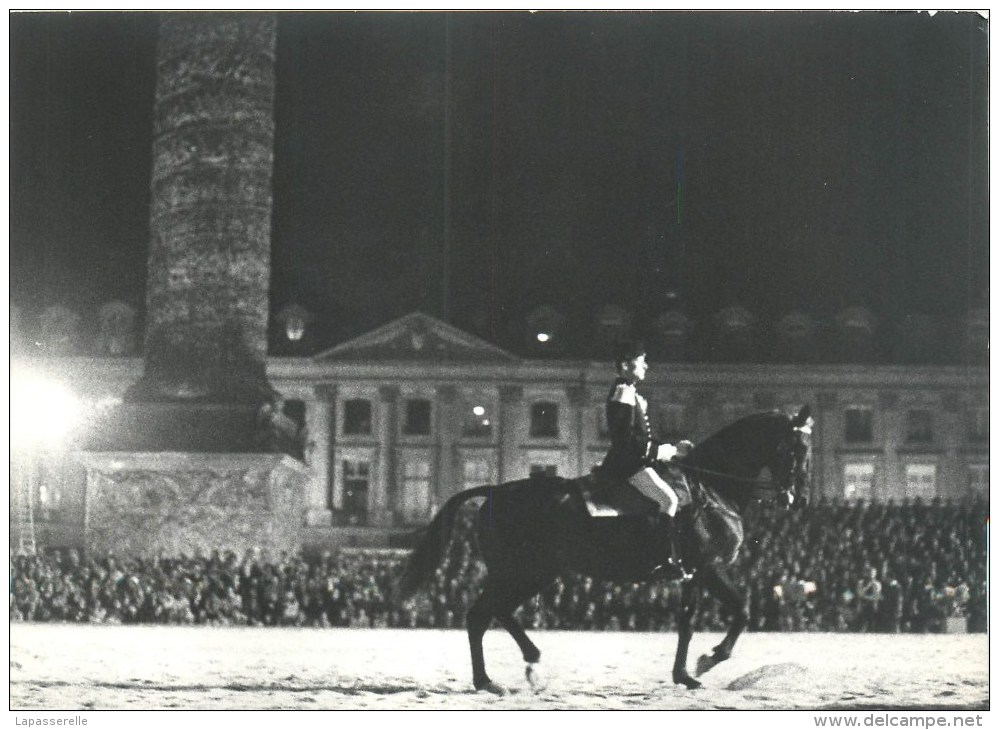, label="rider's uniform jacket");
[600,377,663,479]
